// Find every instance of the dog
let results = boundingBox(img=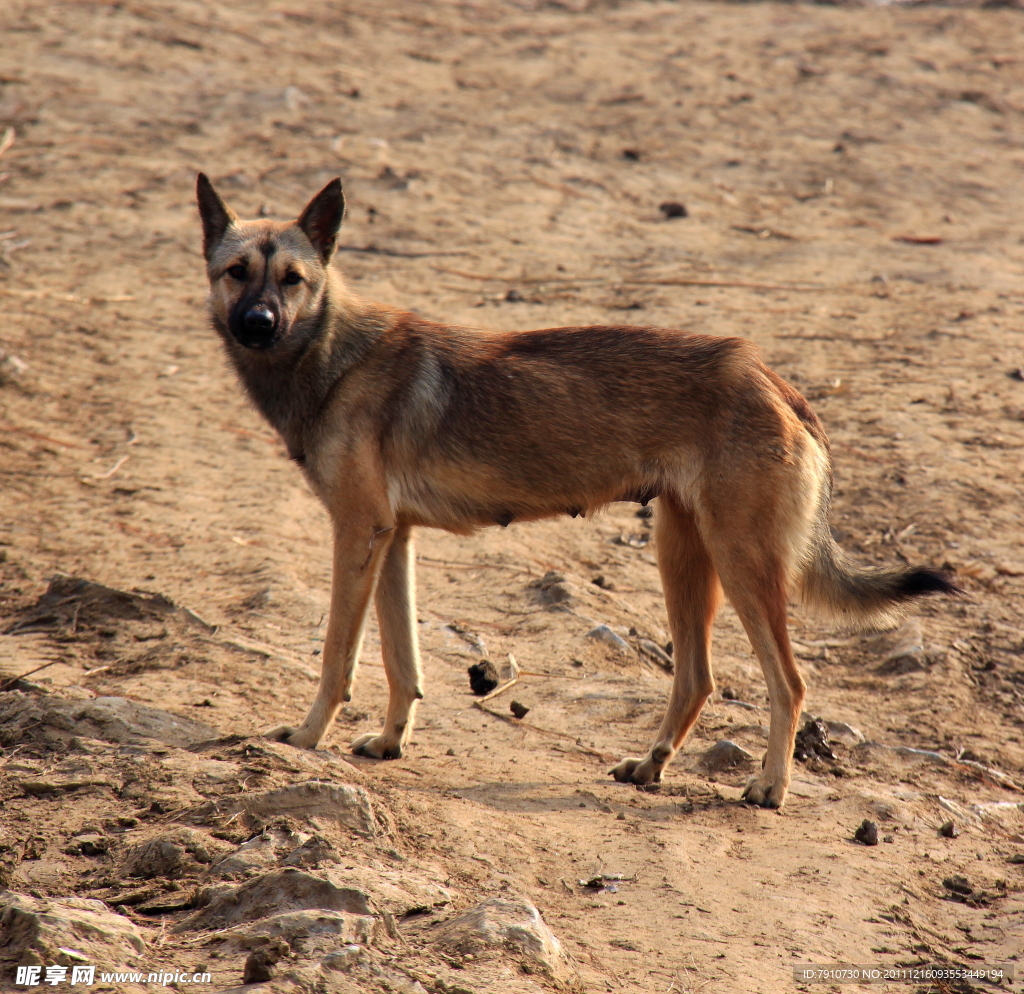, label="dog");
[196,174,958,808]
